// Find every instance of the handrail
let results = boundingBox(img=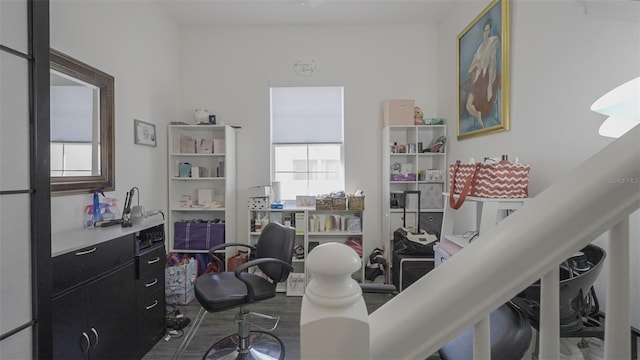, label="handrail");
[367,124,640,358]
